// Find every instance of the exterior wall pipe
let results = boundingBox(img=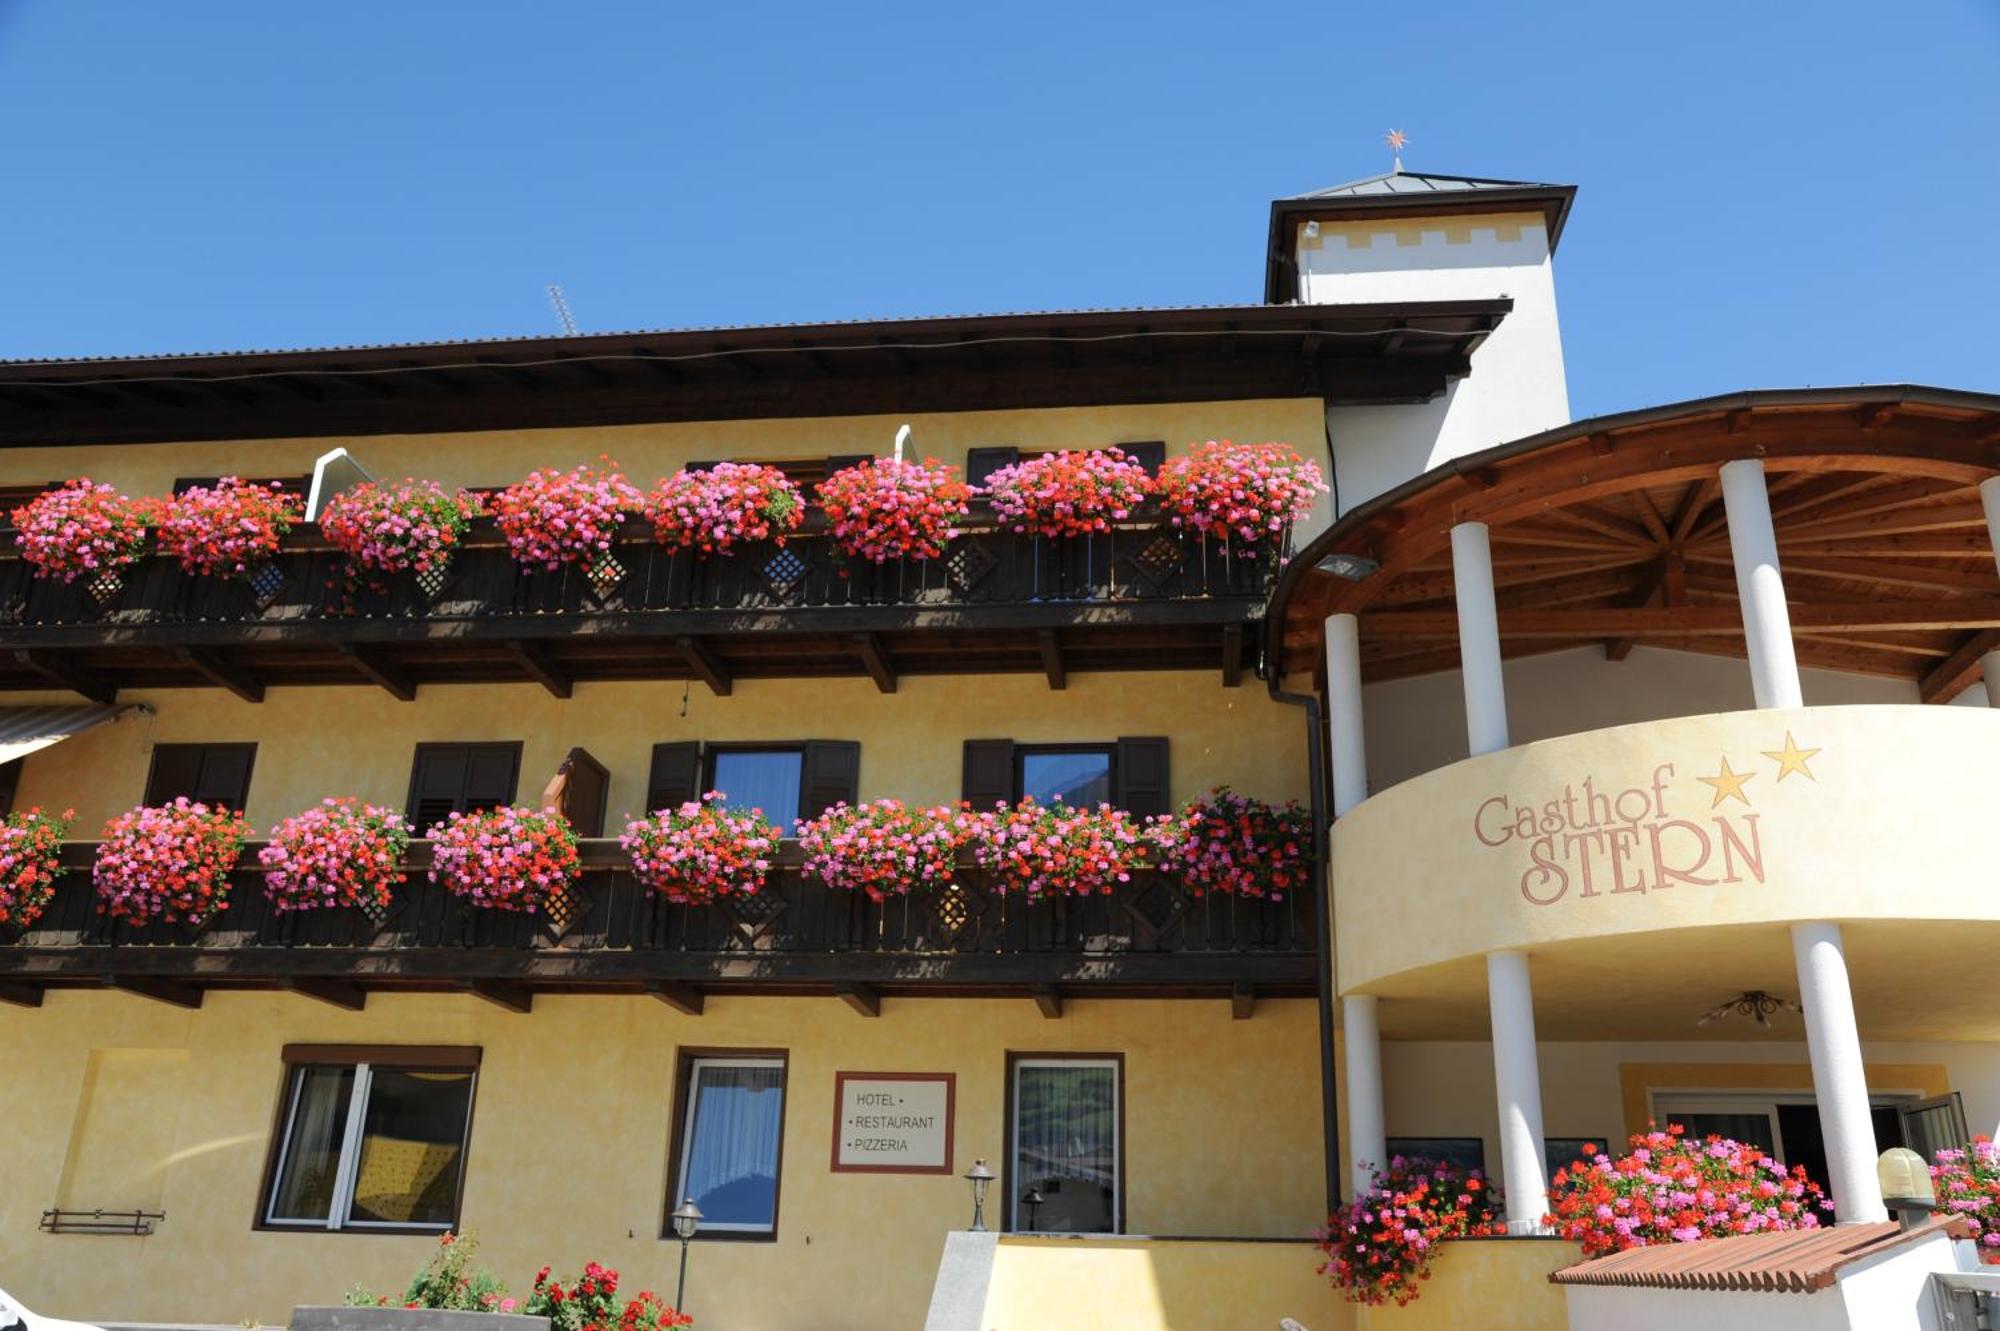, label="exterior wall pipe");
[1450,522,1510,756]
[1270,684,1342,1212]
[1719,458,1804,709]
